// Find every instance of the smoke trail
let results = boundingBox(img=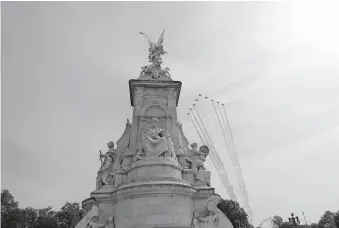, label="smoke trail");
[194,94,252,224]
[211,100,234,166]
[188,113,206,146]
[188,112,220,171]
[190,107,221,170]
[201,100,240,201]
[191,105,237,200]
[192,106,226,172]
[220,103,253,223]
[189,108,221,171]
